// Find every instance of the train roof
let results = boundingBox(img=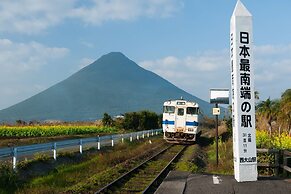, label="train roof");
[163,99,199,107]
